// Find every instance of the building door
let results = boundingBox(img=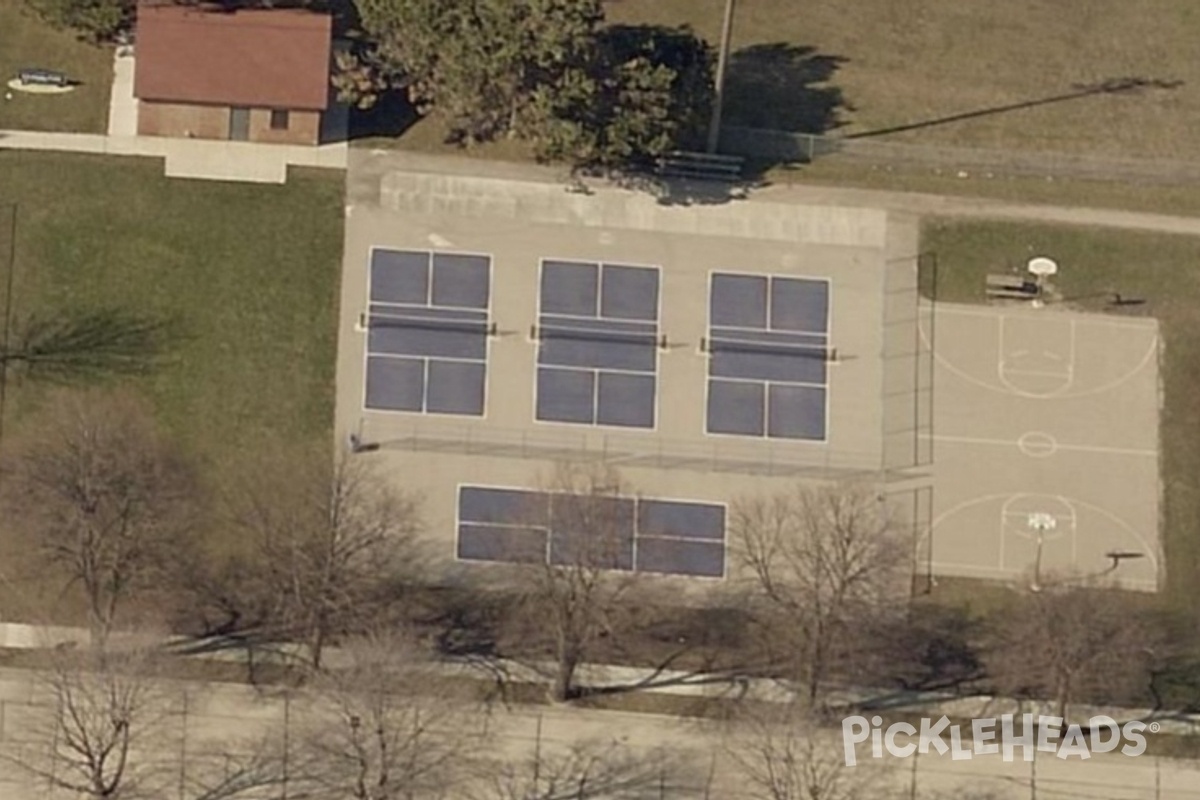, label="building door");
[228,107,250,141]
